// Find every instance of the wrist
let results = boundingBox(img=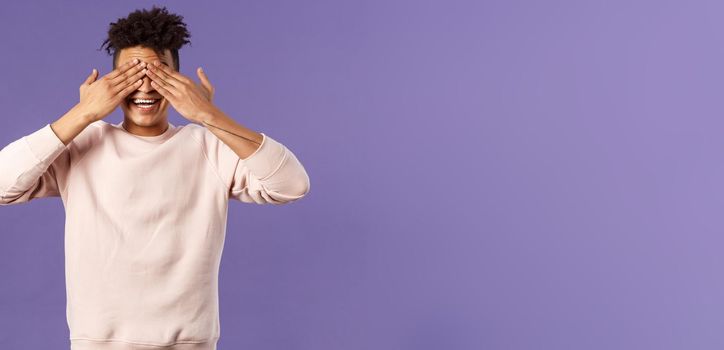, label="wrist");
[71,102,98,125]
[197,107,220,126]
